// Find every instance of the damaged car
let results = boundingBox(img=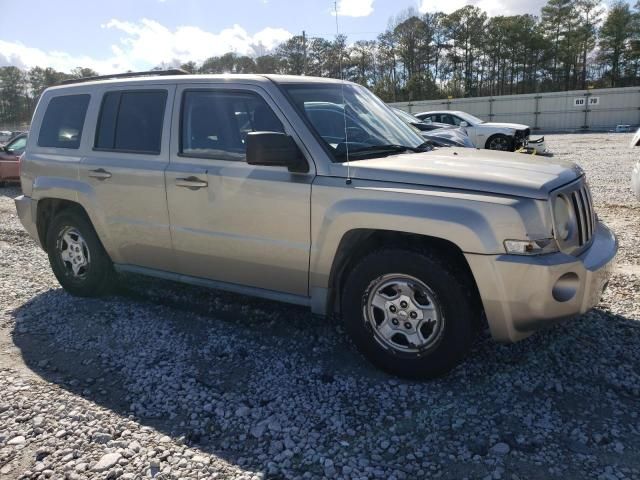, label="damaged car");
[414,110,546,153]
